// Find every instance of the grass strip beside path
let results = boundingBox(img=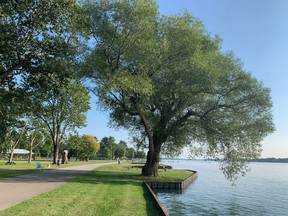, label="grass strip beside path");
[0,164,193,216]
[0,160,111,179]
